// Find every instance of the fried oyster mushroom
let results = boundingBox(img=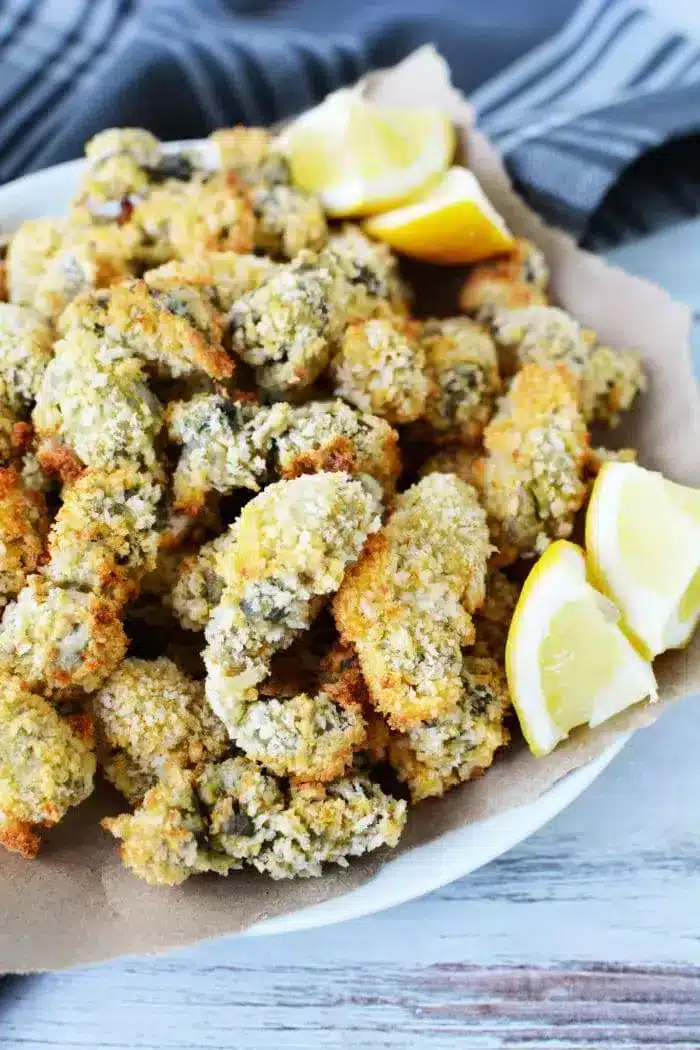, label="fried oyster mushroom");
[170,530,232,632]
[204,473,381,740]
[419,317,500,444]
[0,575,127,694]
[478,363,589,562]
[0,468,48,611]
[491,305,646,426]
[104,757,406,885]
[0,675,96,857]
[320,224,409,321]
[60,278,233,381]
[92,657,228,805]
[34,330,163,479]
[228,251,340,394]
[43,467,162,606]
[166,394,400,515]
[334,473,491,729]
[388,654,510,802]
[0,302,54,463]
[459,236,550,320]
[332,317,429,425]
